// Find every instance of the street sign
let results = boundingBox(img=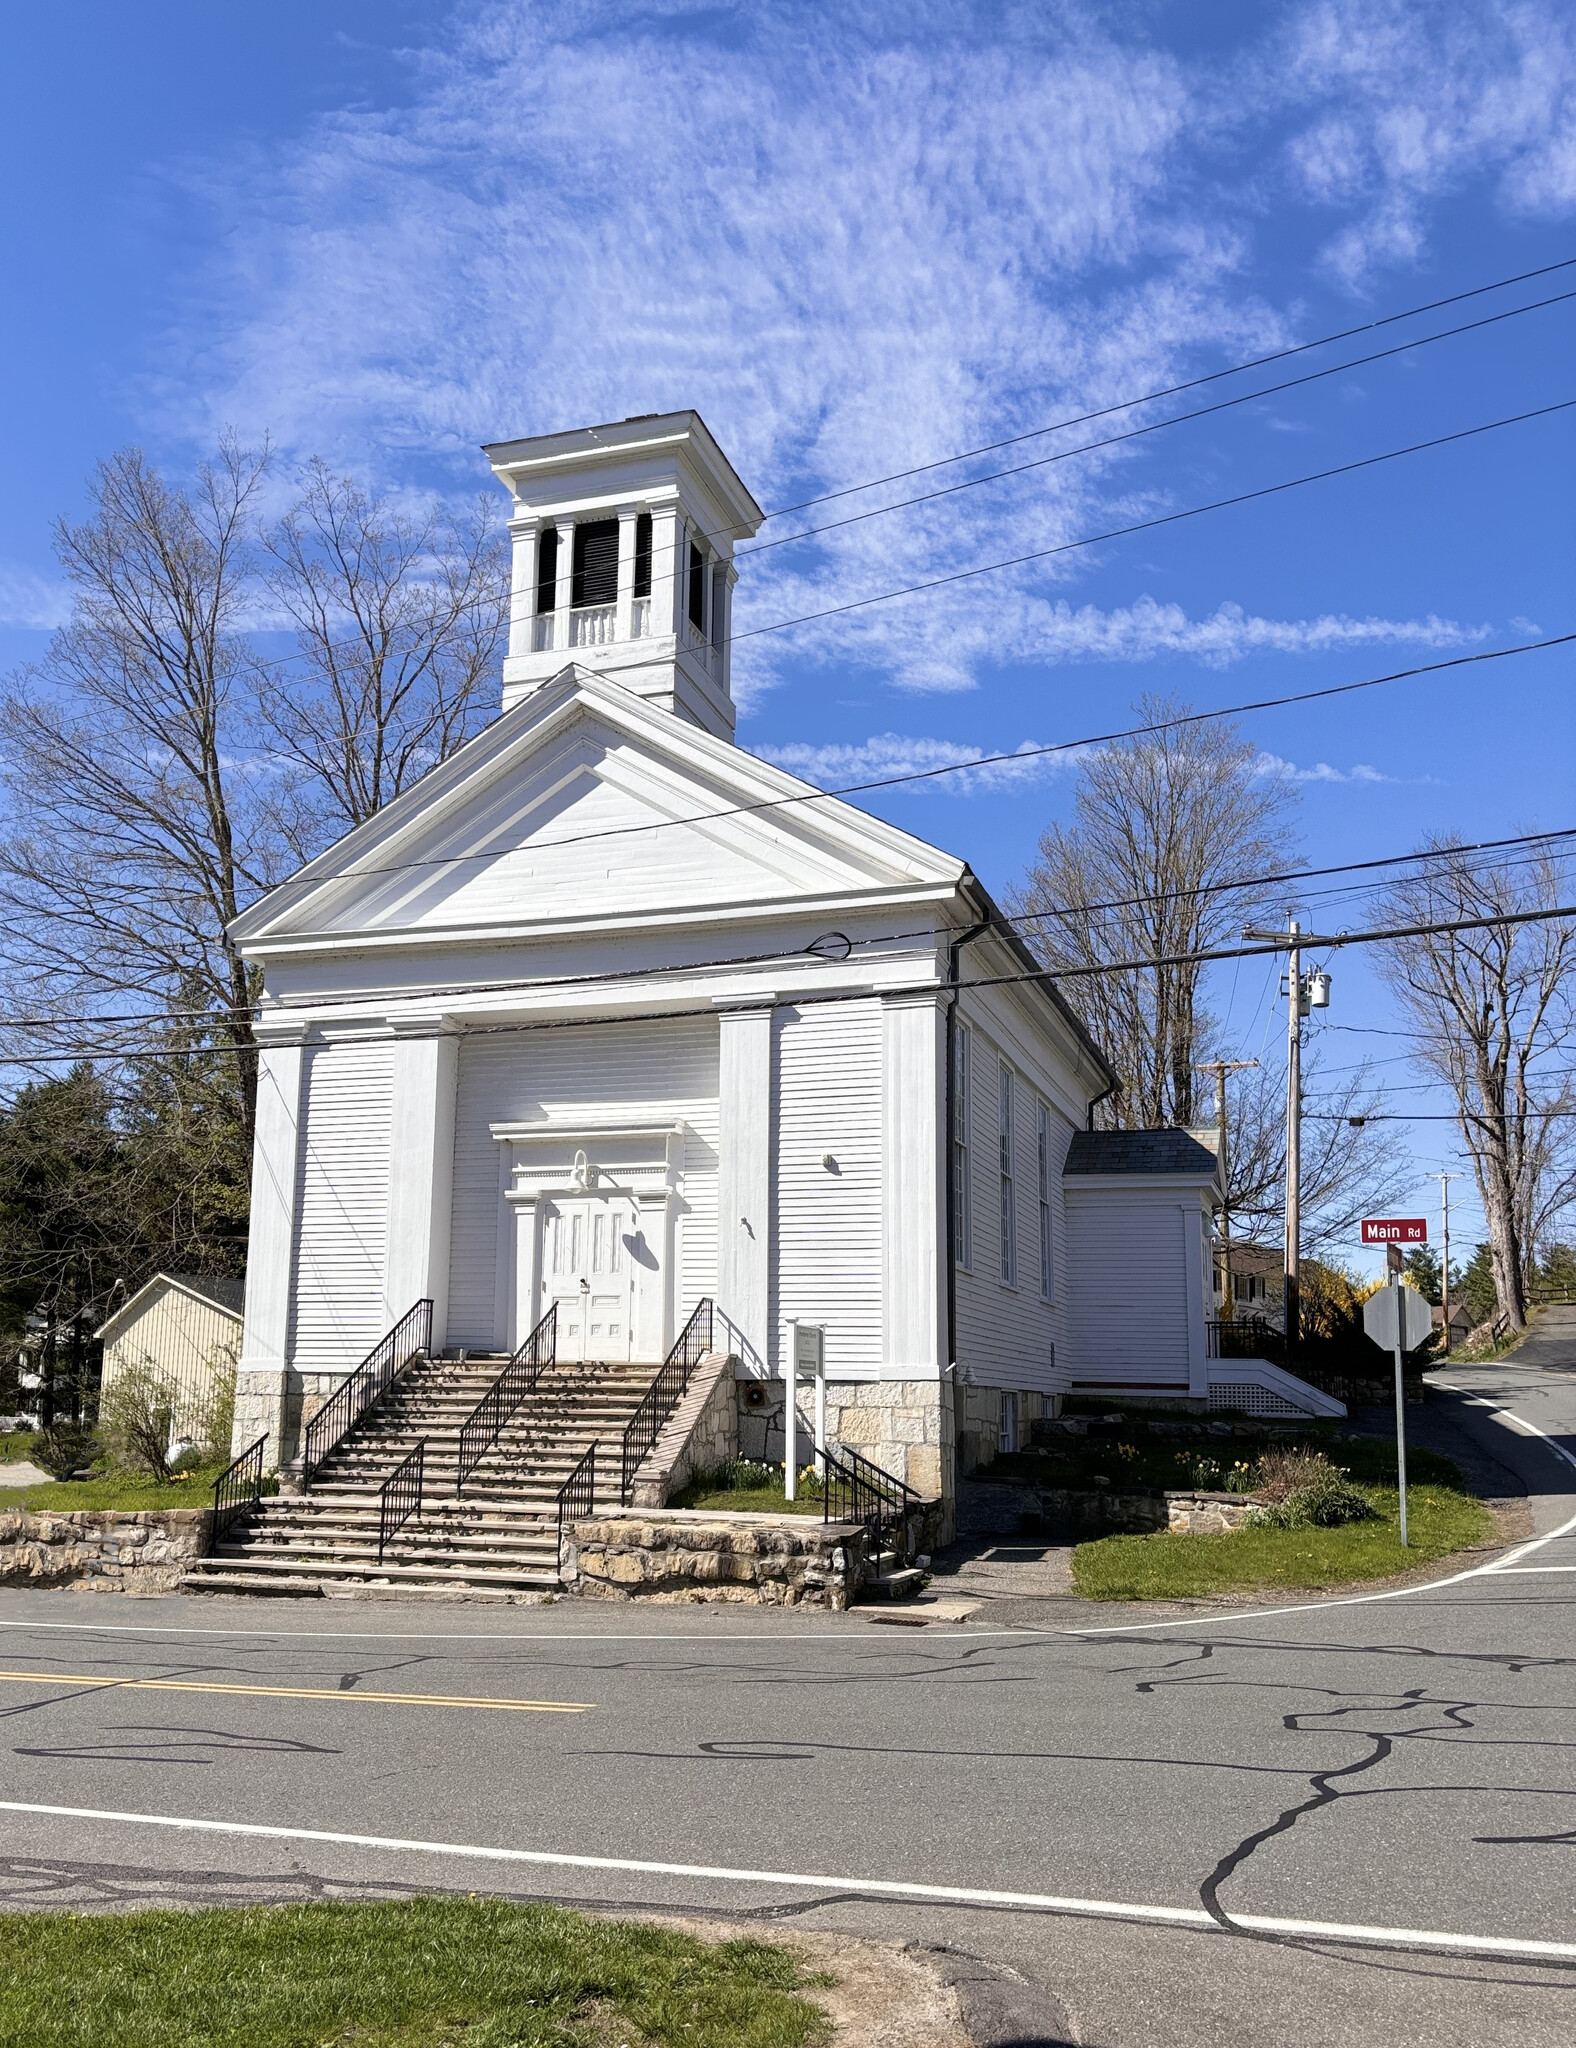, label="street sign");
[1362,1285,1433,1352]
[1361,1217,1428,1245]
